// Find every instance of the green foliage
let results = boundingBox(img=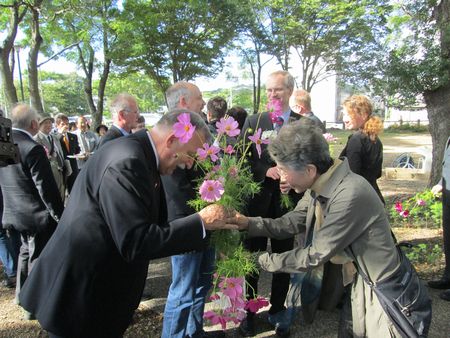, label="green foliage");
[405,243,443,266]
[390,189,442,228]
[215,244,258,278]
[385,123,429,133]
[114,0,241,89]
